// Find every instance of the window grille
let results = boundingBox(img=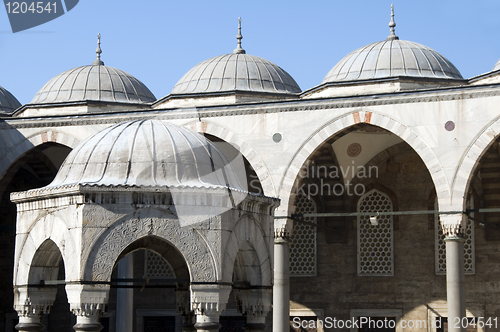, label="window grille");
[144,250,175,278]
[435,198,475,275]
[290,195,317,276]
[357,189,394,276]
